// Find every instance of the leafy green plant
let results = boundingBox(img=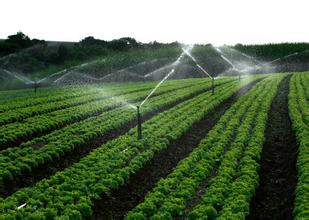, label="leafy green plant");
[126,76,281,219]
[0,78,229,183]
[289,72,309,219]
[0,75,257,218]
